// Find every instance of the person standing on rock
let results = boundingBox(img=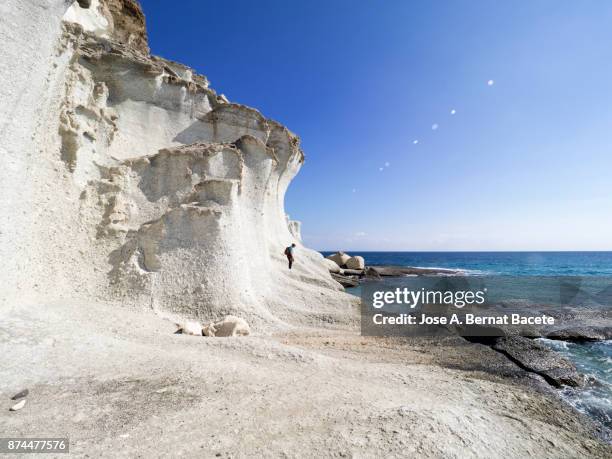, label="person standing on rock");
[284,243,296,269]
